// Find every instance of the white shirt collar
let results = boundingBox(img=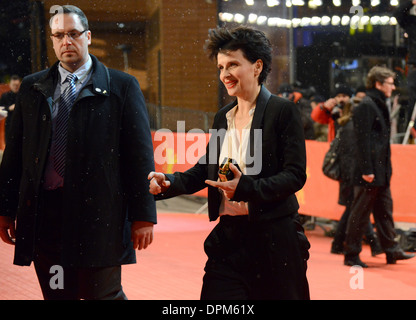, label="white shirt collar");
[58,55,92,84]
[225,104,256,123]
